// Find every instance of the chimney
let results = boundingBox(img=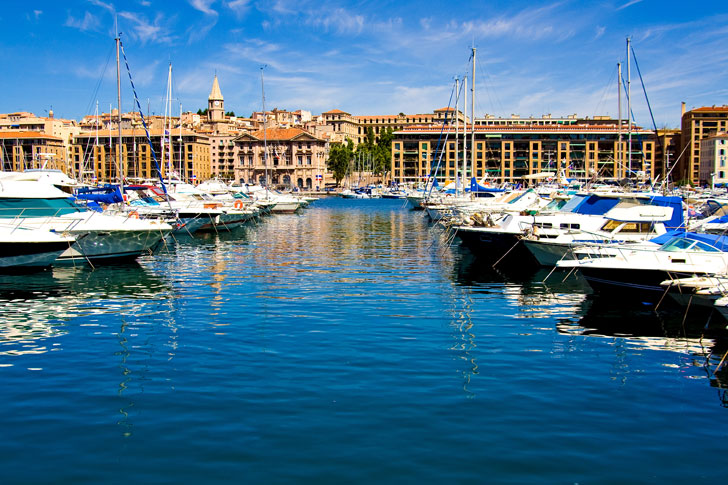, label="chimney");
[681,102,686,117]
